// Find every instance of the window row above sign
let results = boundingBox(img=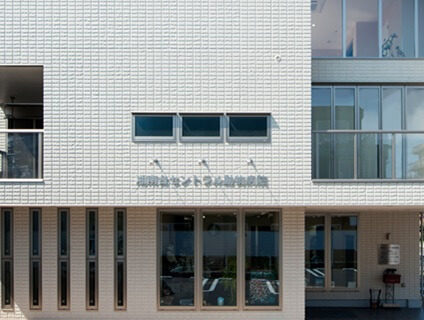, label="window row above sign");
[132,113,271,142]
